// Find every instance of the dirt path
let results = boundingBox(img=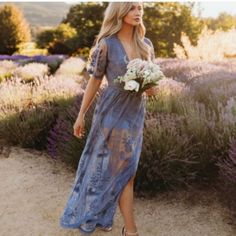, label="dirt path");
[0,145,235,236]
